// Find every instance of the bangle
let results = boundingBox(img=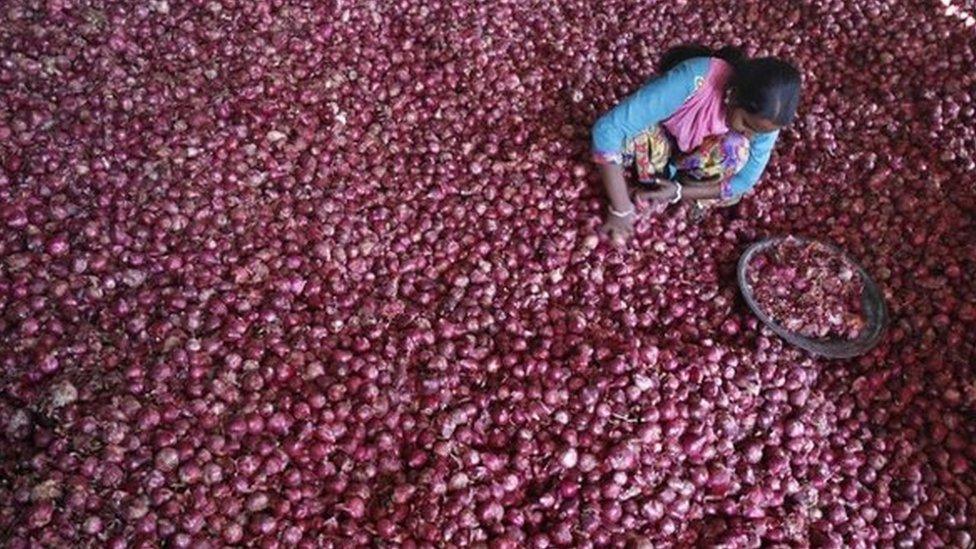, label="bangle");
[609,205,635,217]
[670,182,683,204]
